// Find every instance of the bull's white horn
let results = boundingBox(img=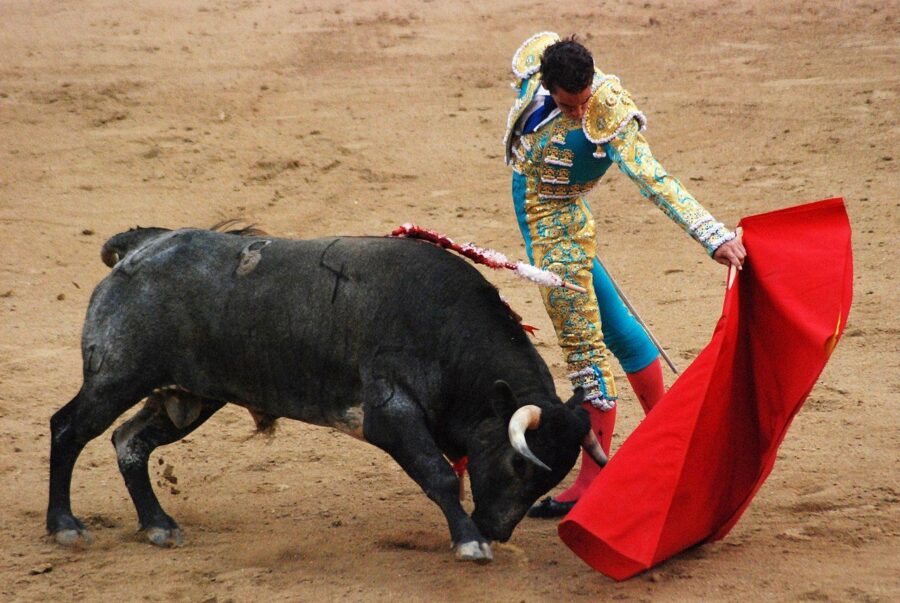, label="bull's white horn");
[508,405,552,472]
[581,429,608,467]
